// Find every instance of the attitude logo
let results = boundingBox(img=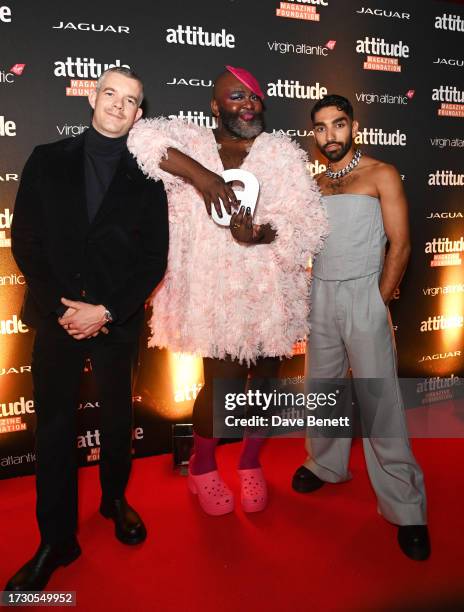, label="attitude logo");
[266,79,327,99]
[420,314,464,333]
[267,39,335,56]
[434,13,464,32]
[276,0,329,22]
[354,127,407,146]
[432,85,464,117]
[165,25,235,48]
[425,236,464,267]
[168,110,217,129]
[54,57,130,96]
[0,63,26,84]
[356,36,409,72]
[428,170,464,186]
